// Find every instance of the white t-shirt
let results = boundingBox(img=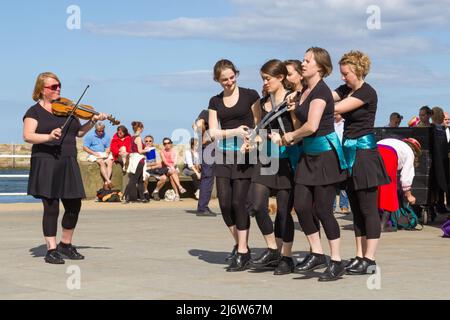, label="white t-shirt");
[377,138,415,191]
[184,149,200,168]
[334,119,344,143]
